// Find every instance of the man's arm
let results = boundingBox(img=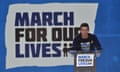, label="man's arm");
[71,36,81,50]
[93,35,102,50]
